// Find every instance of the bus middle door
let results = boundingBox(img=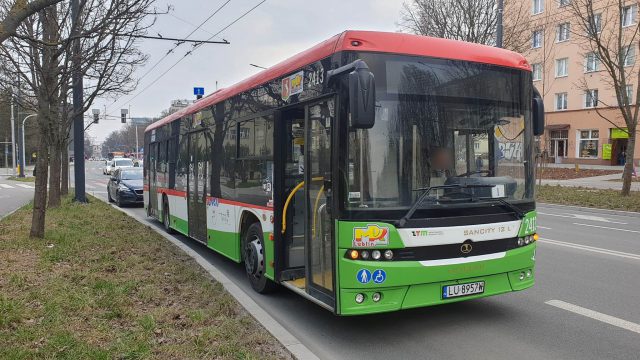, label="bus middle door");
[187,131,208,242]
